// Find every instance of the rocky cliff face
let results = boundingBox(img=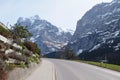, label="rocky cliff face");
[68,0,120,54]
[17,15,72,54]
